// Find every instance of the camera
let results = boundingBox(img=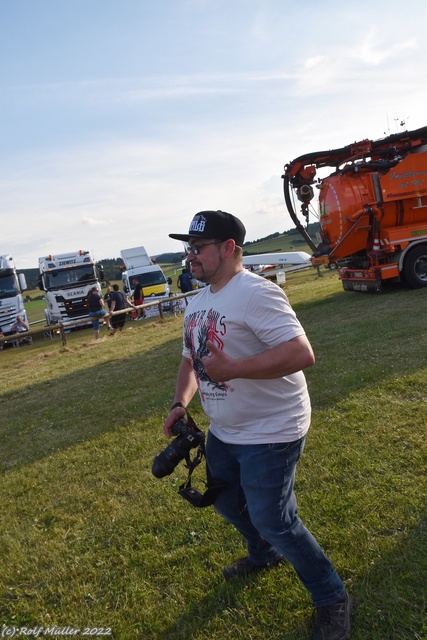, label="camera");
[152,417,205,479]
